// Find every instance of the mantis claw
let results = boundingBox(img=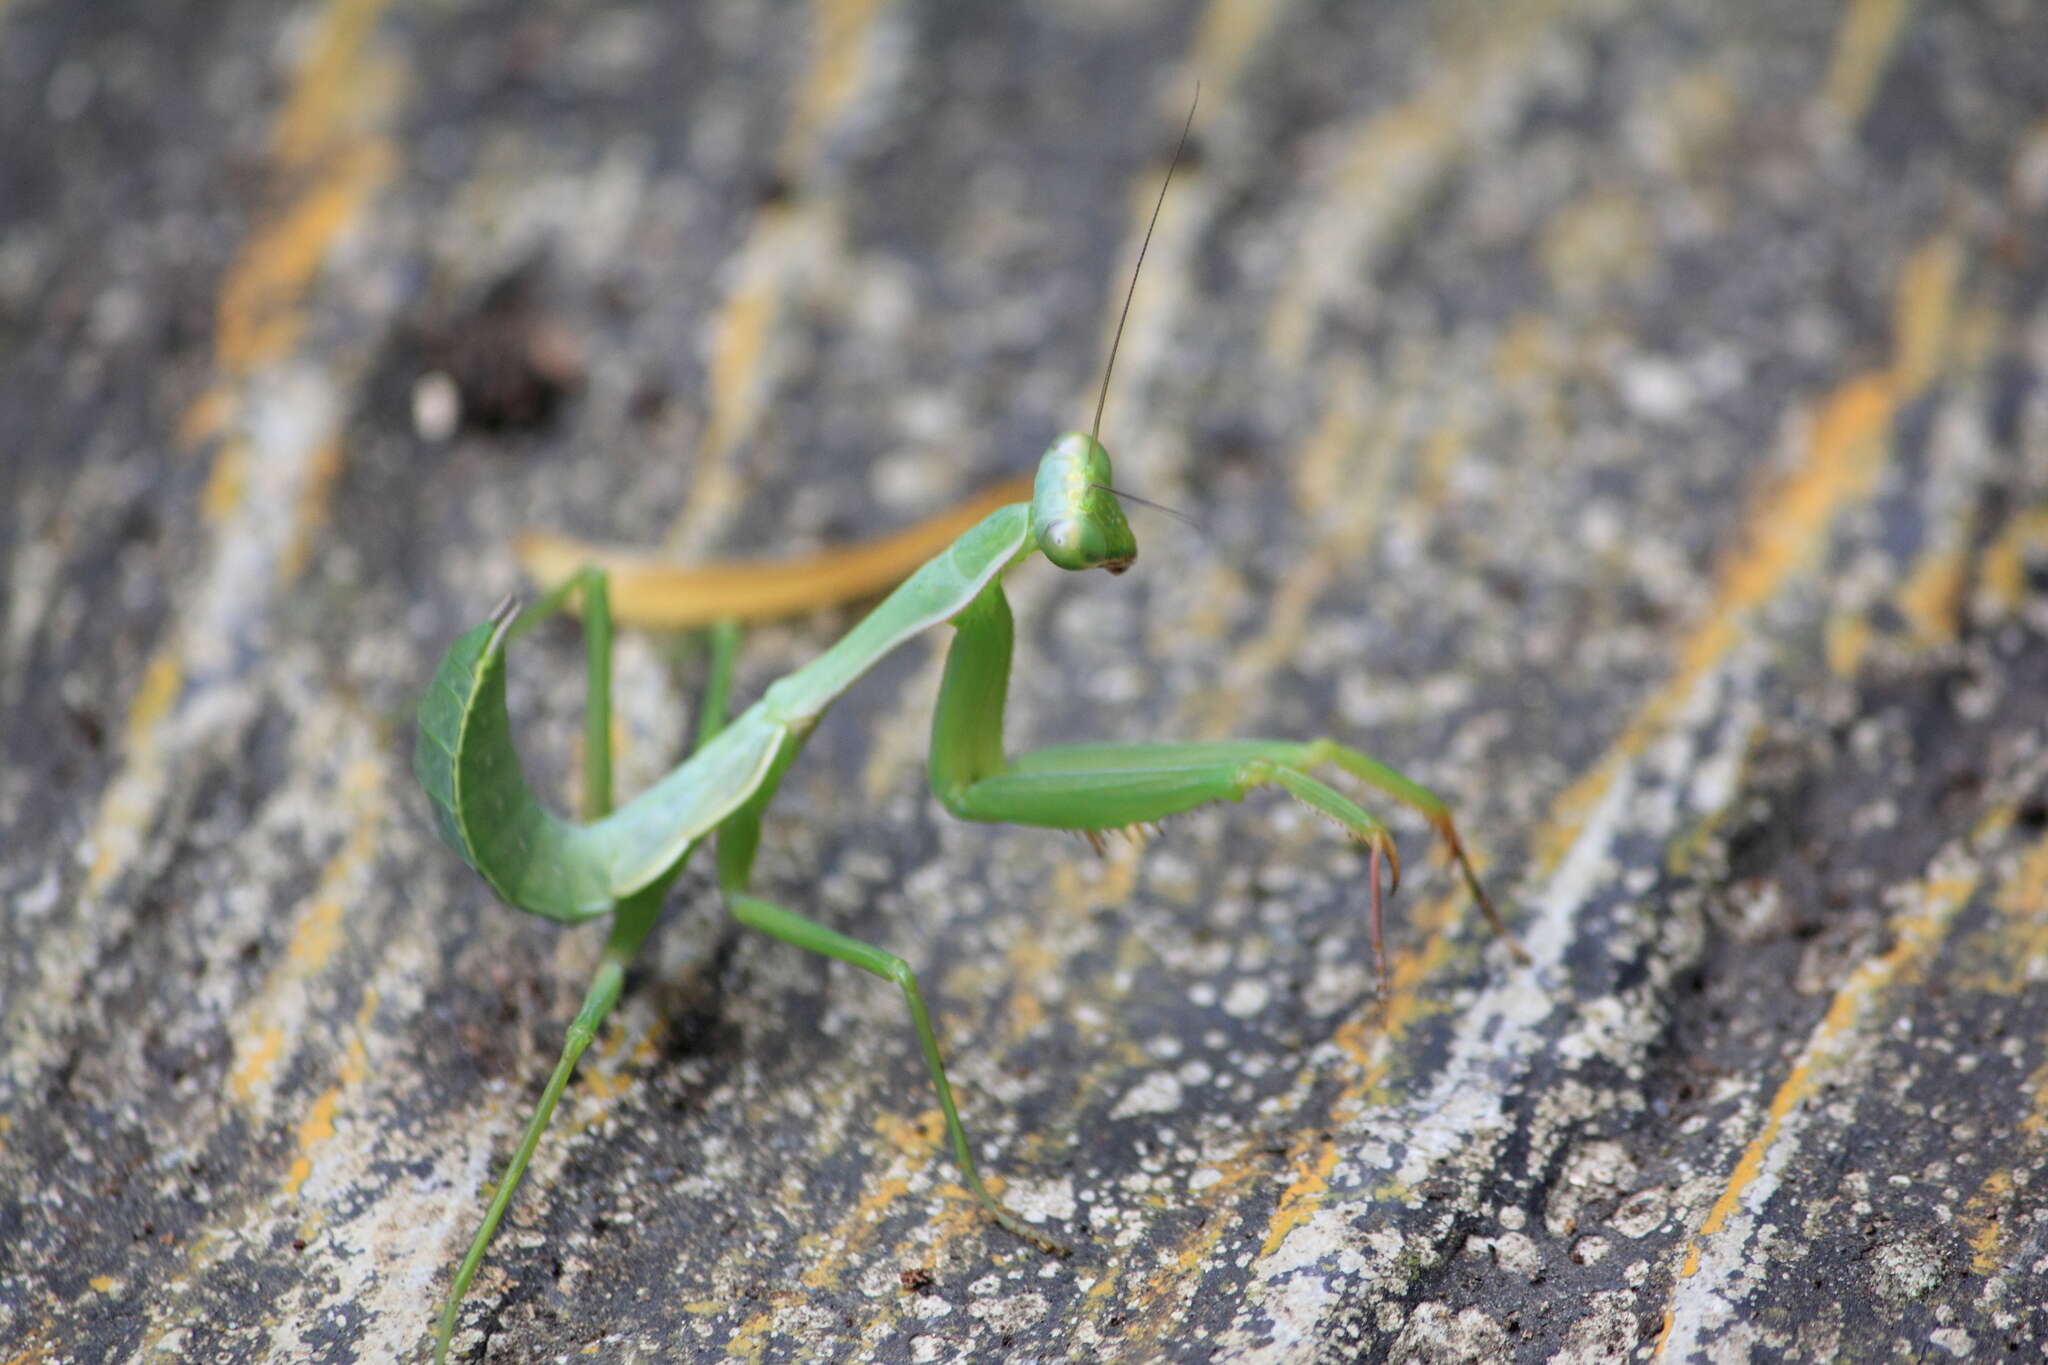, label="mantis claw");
[1374,829,1402,898]
[1430,815,1530,965]
[1366,838,1389,990]
[967,1180,1073,1258]
[1011,1221,1075,1260]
